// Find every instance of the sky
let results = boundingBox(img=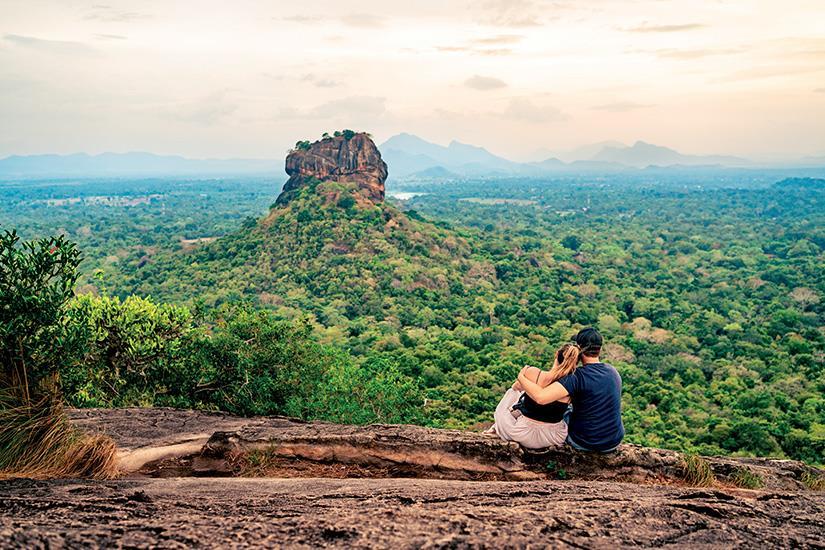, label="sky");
[1,0,824,161]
